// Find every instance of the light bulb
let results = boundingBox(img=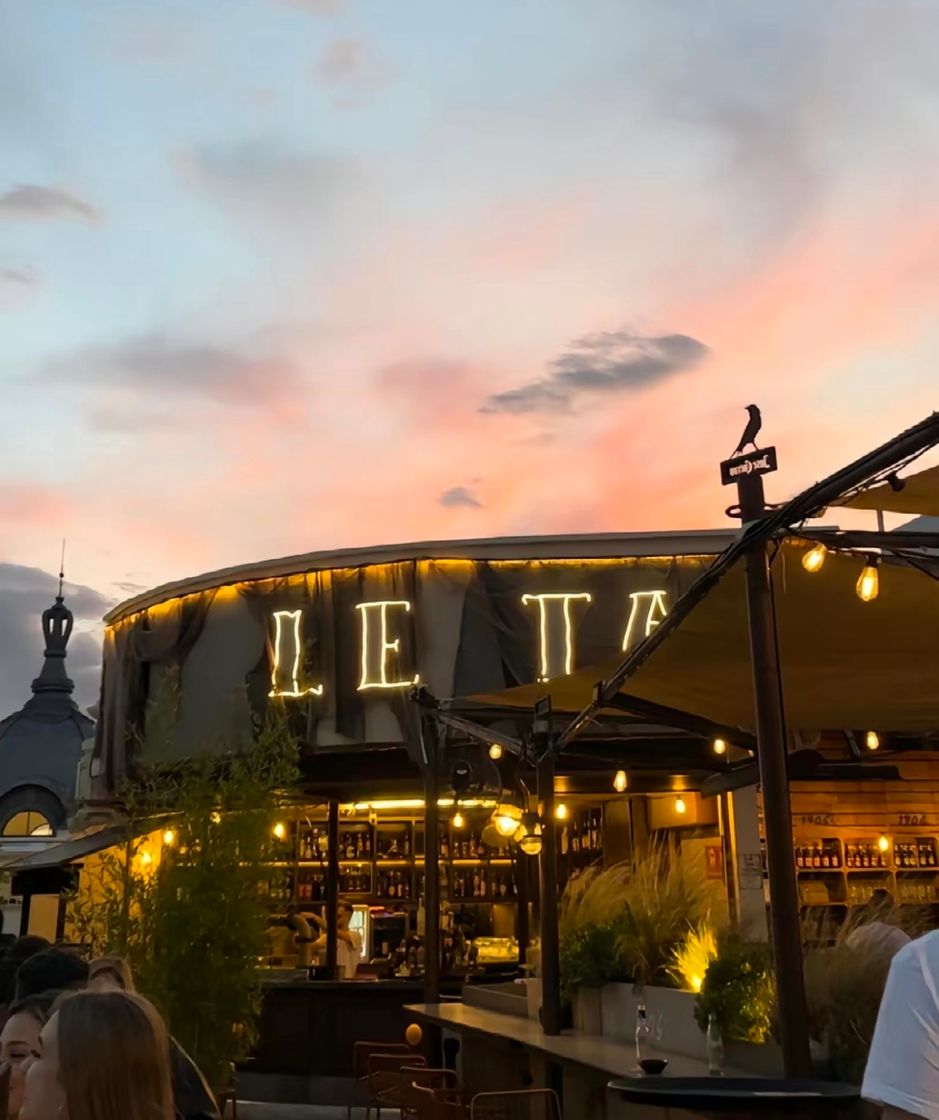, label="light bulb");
[452,812,465,829]
[555,803,569,821]
[140,850,153,867]
[866,730,880,751]
[488,743,503,761]
[613,770,628,792]
[162,829,176,847]
[495,814,519,838]
[856,557,880,602]
[712,738,727,756]
[210,811,221,824]
[878,835,890,853]
[802,544,827,574]
[272,821,287,841]
[675,796,687,815]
